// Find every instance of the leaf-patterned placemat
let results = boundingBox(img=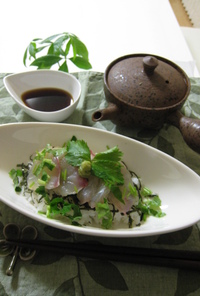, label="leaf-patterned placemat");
[0,72,200,296]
